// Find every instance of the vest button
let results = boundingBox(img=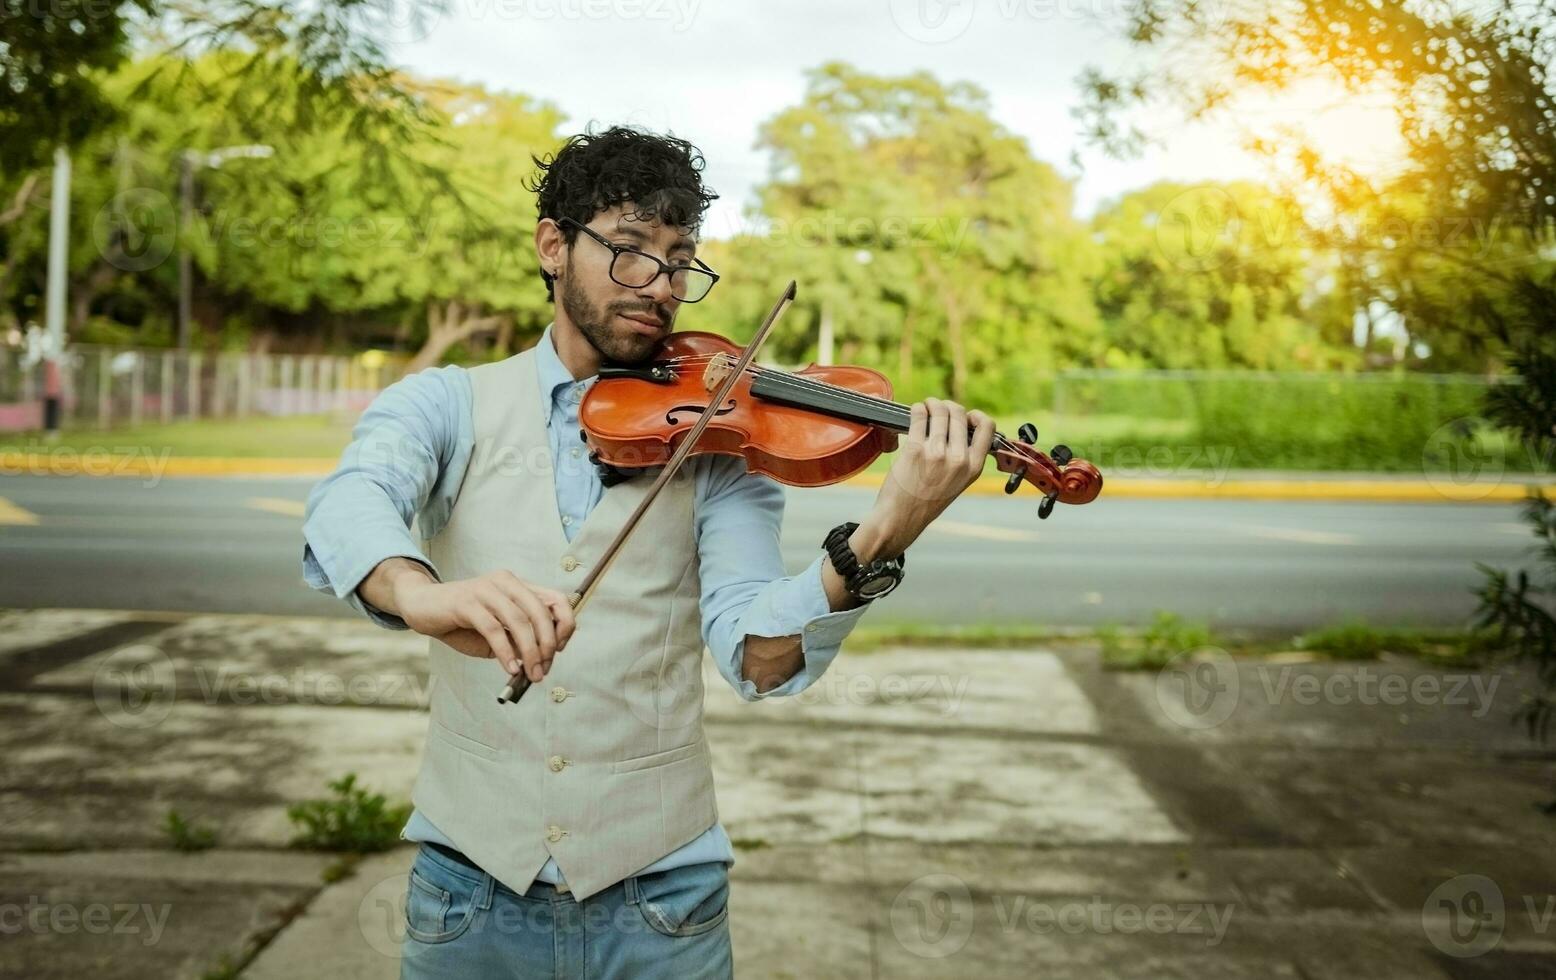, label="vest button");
[561,556,579,572]
[548,755,567,772]
[550,687,569,703]
[547,825,566,843]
